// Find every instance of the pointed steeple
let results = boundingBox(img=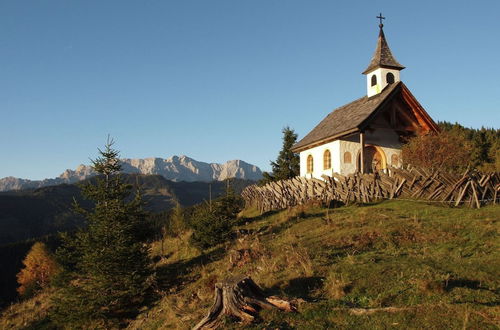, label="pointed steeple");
[362,21,405,74]
[363,15,405,97]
